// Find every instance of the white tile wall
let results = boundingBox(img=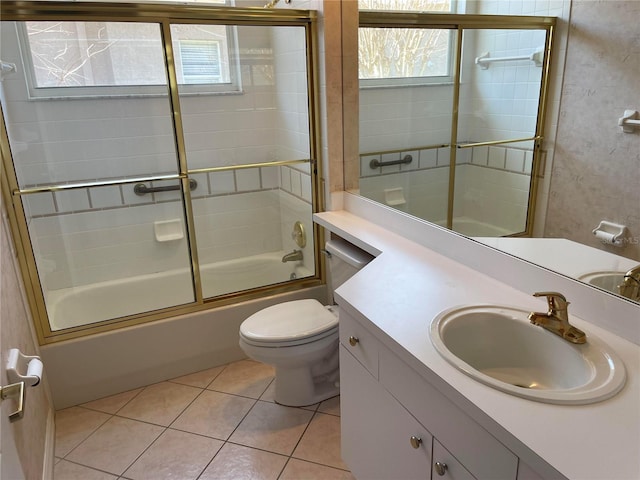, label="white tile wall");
[360,144,533,234]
